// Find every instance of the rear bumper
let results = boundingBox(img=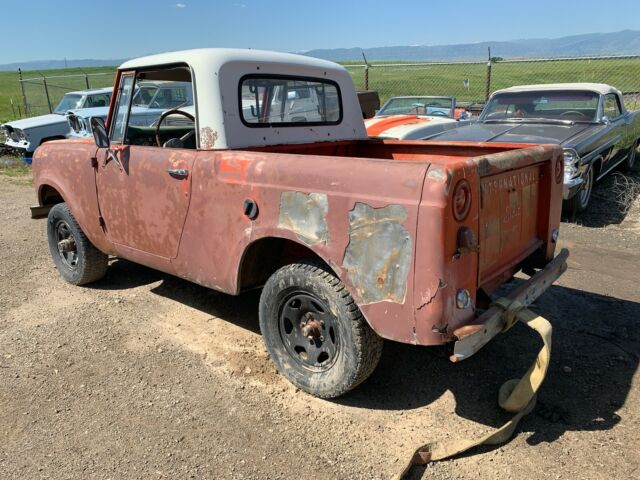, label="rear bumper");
[450,248,569,362]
